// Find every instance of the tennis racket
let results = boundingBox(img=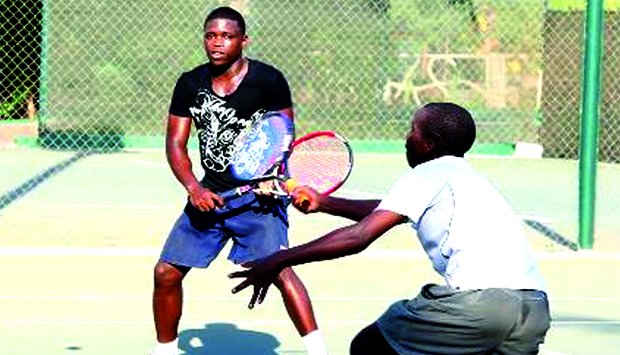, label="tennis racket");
[221,117,353,200]
[220,111,295,199]
[286,130,353,197]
